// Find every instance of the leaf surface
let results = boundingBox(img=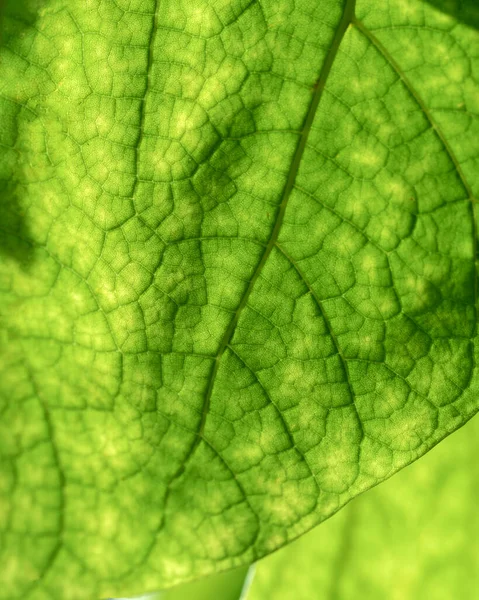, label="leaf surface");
[246,414,479,600]
[1,0,478,598]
